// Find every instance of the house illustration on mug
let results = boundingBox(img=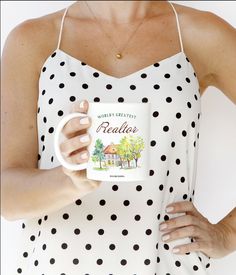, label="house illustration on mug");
[103,143,121,167]
[91,135,145,170]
